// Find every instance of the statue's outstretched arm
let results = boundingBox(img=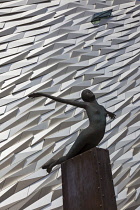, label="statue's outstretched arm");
[28,92,86,108]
